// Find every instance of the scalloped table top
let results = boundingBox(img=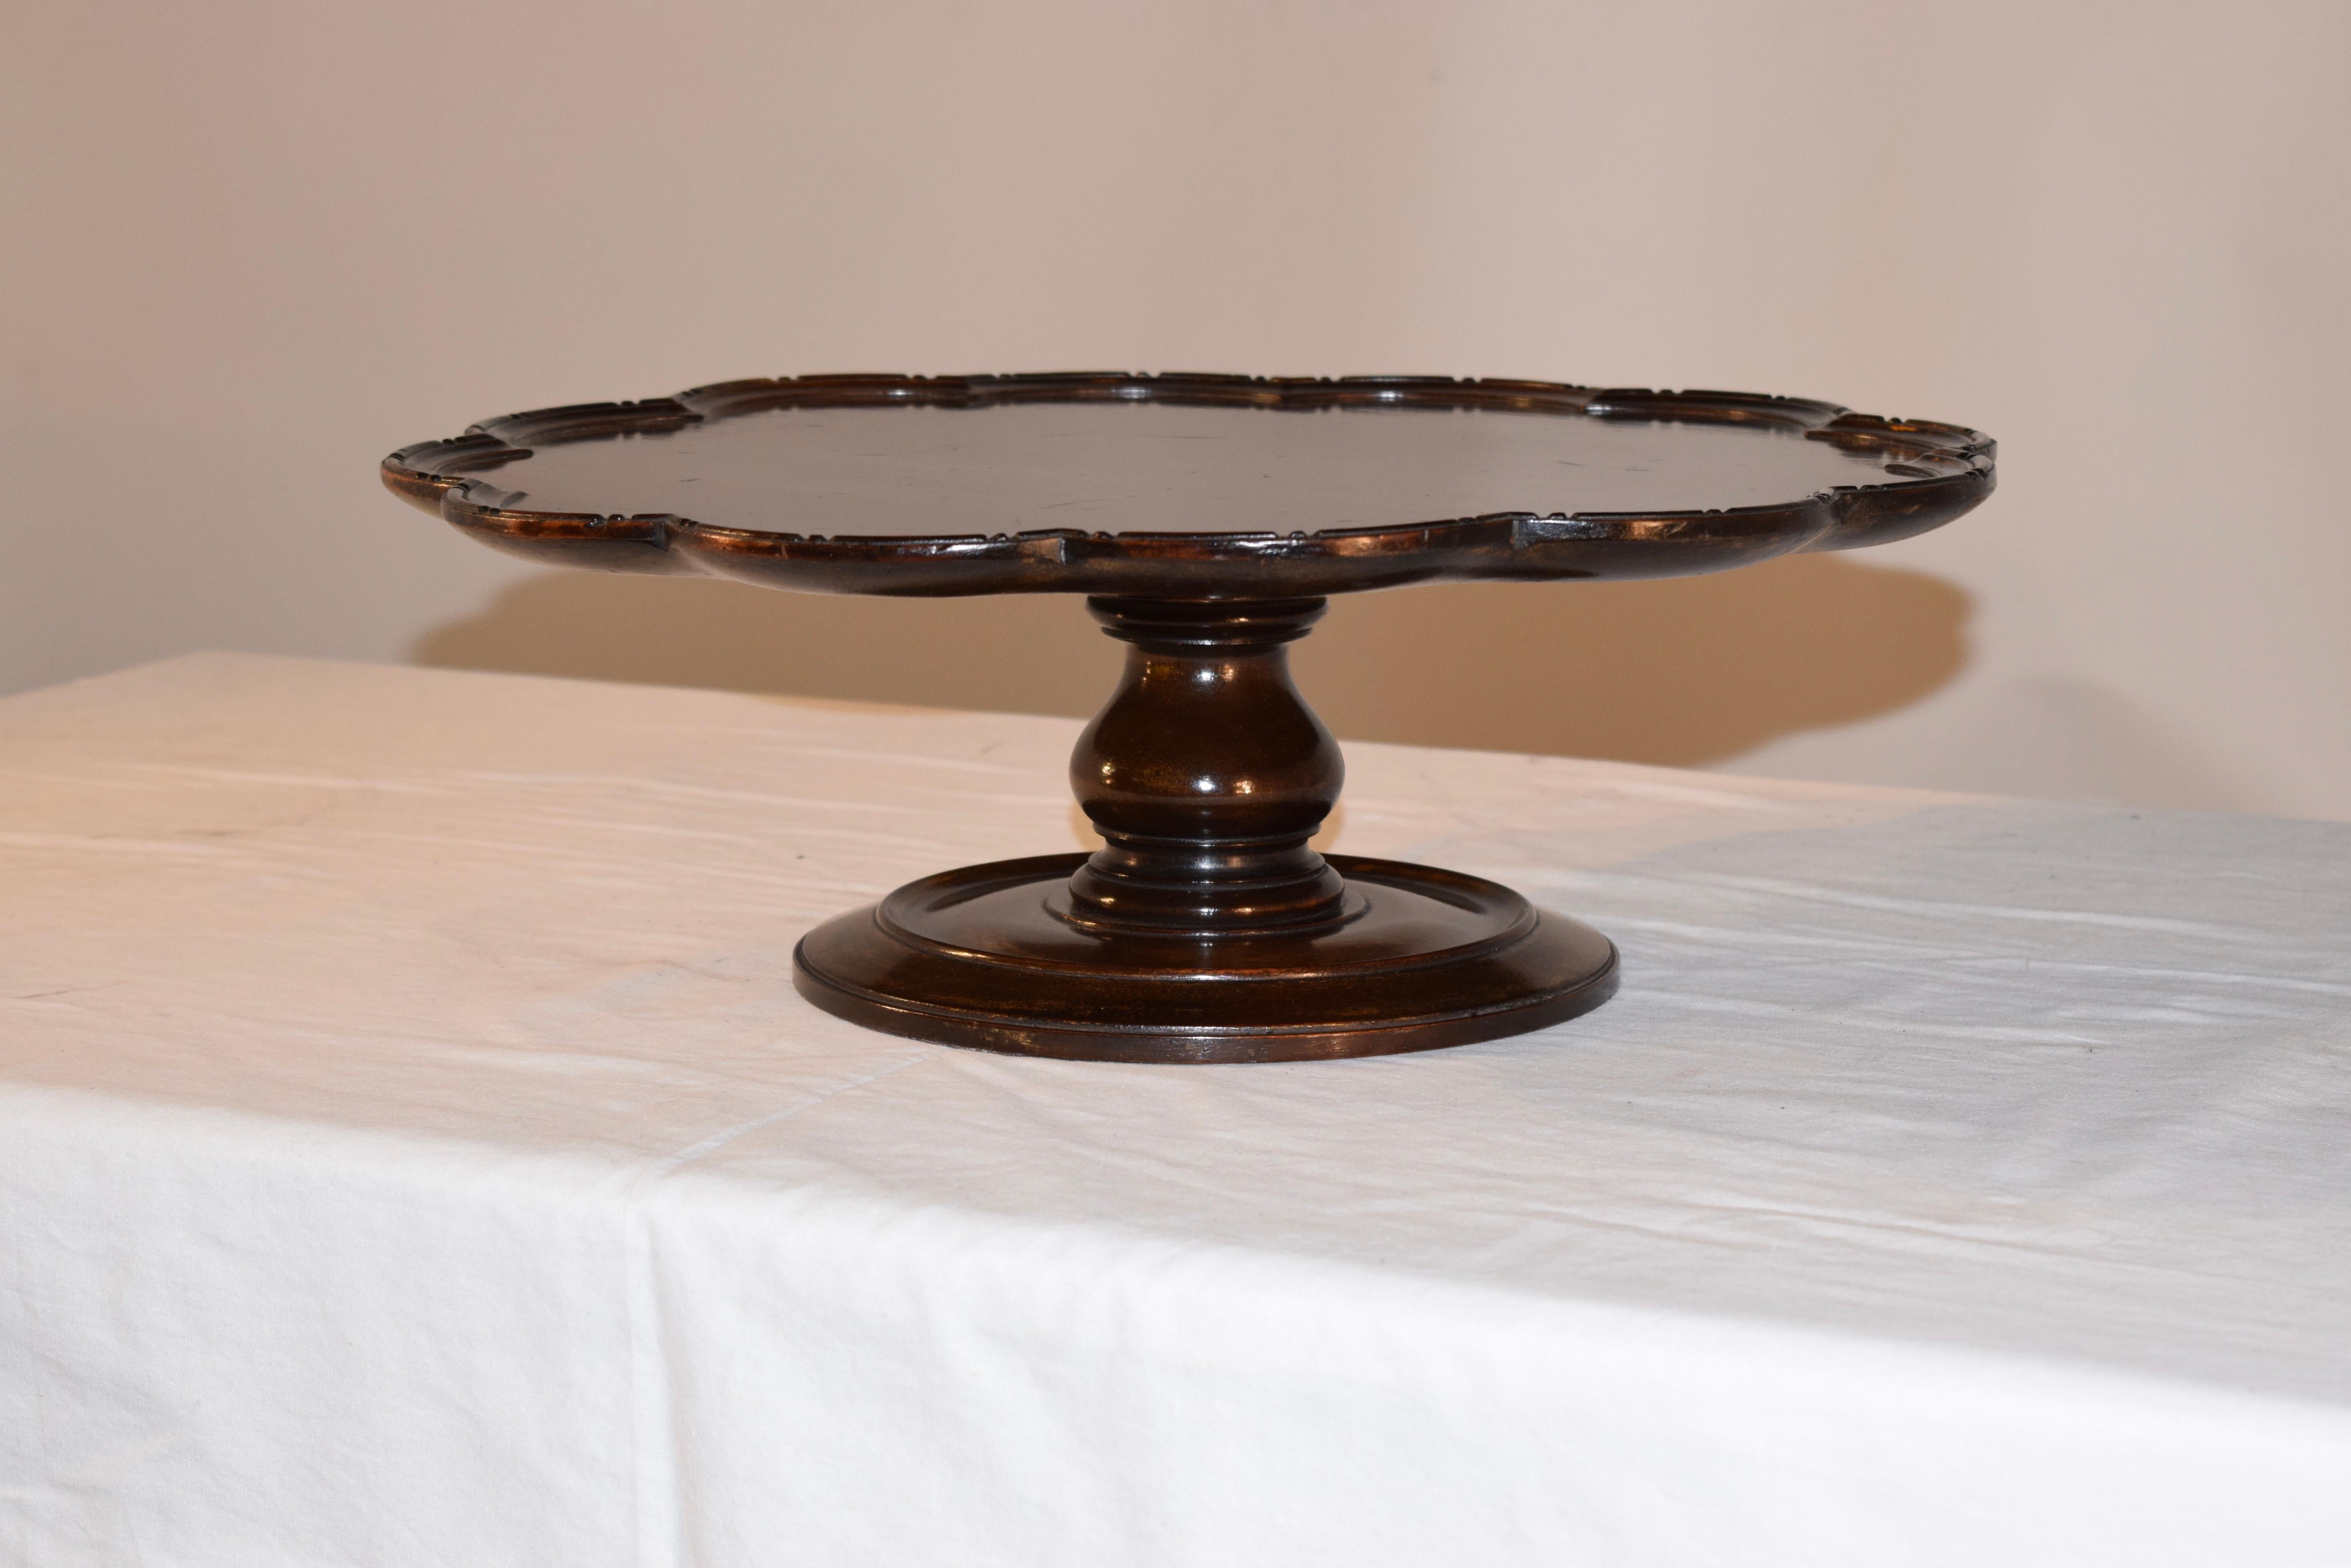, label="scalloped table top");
[436,396,1908,537]
[383,375,1994,597]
